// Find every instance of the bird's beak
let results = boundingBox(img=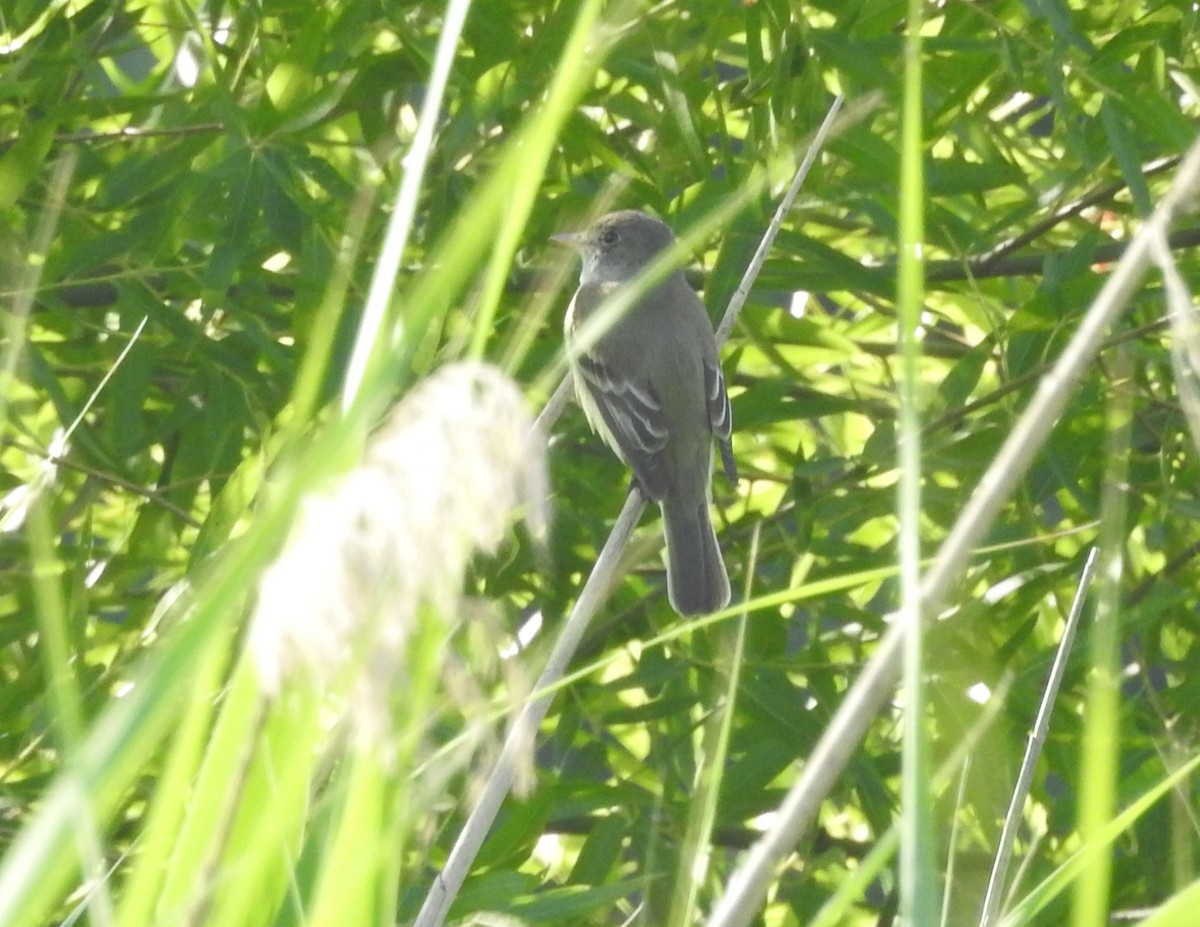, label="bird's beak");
[550,231,583,248]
